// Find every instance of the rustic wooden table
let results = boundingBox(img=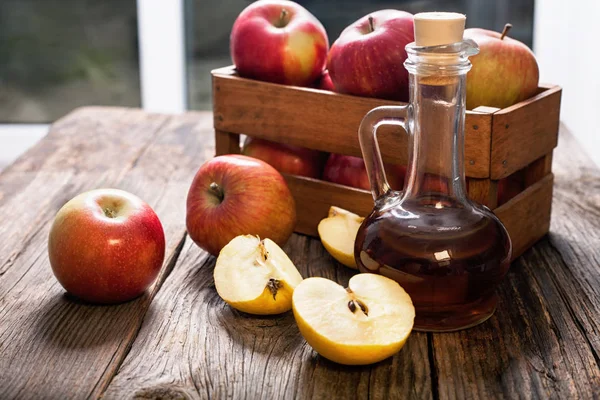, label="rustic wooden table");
[0,107,599,399]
